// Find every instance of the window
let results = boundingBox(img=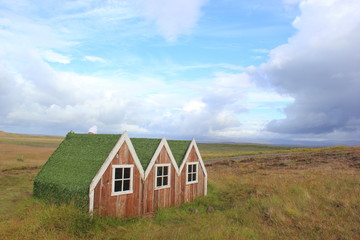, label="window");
[155,164,171,189]
[187,162,198,184]
[112,165,133,195]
